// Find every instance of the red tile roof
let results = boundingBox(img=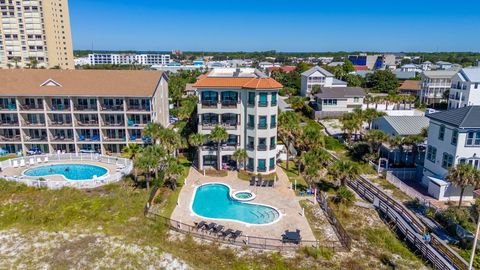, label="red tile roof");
[354,65,369,71]
[399,80,421,91]
[193,77,283,89]
[267,66,297,73]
